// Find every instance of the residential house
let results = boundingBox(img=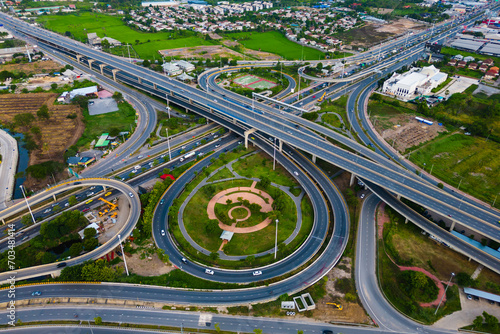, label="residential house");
[457,61,467,68]
[479,63,489,72]
[448,59,457,66]
[483,58,494,66]
[485,70,497,80]
[468,63,478,70]
[162,62,182,76]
